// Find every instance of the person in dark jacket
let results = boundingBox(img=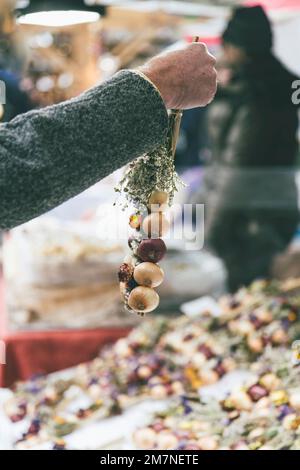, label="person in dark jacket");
[203,6,299,291]
[0,69,32,121]
[0,43,217,230]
